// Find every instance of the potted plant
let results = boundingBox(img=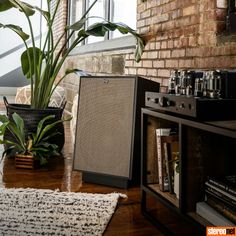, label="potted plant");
[0,112,71,168]
[0,0,145,149]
